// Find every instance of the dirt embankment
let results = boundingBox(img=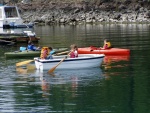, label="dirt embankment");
[5,0,150,24]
